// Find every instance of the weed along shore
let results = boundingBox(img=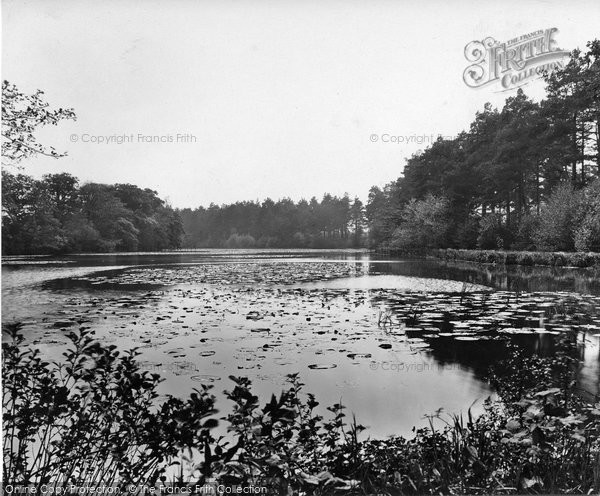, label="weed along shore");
[431,249,600,268]
[375,248,600,268]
